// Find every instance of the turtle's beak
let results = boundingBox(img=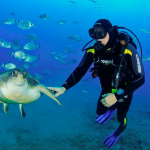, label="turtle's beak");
[17,73,24,79]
